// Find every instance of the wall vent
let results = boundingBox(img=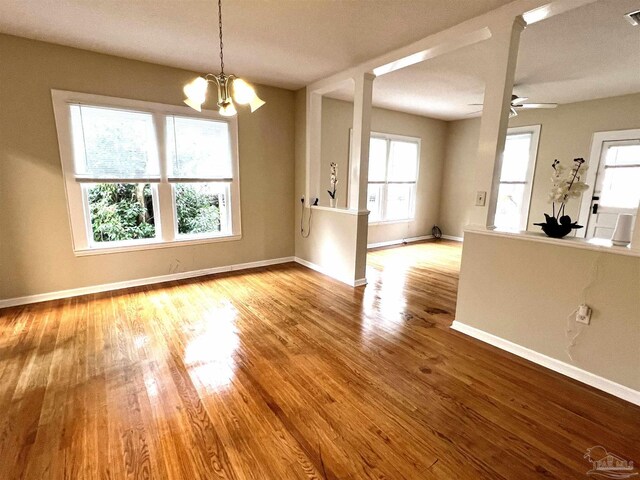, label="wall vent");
[625,9,640,26]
